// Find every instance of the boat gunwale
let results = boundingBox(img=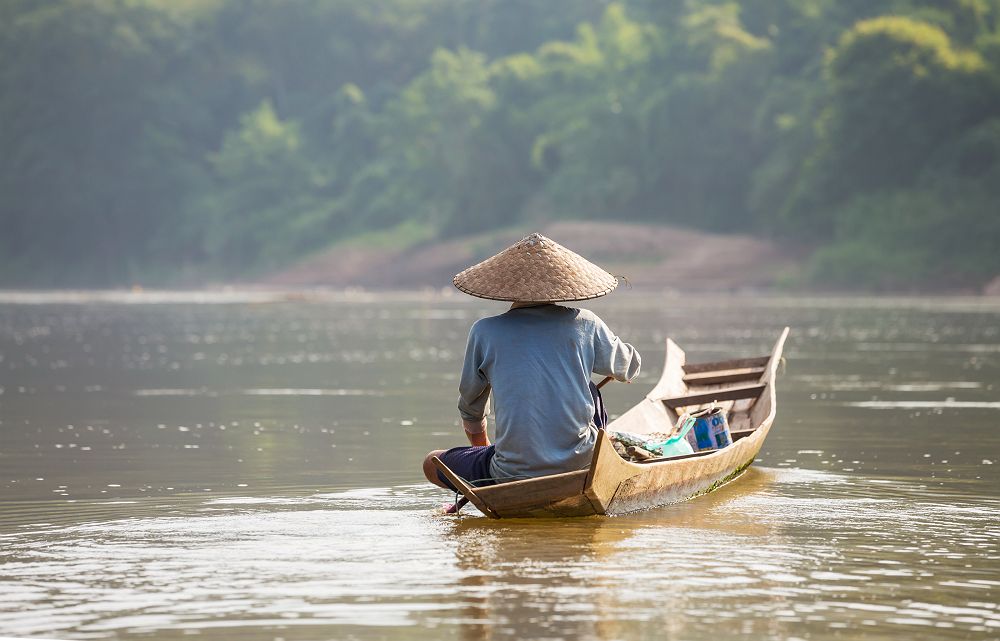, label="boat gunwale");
[471,468,588,494]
